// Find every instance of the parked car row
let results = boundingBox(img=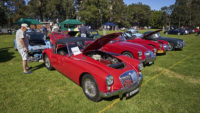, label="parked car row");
[14,29,185,102]
[164,28,199,35]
